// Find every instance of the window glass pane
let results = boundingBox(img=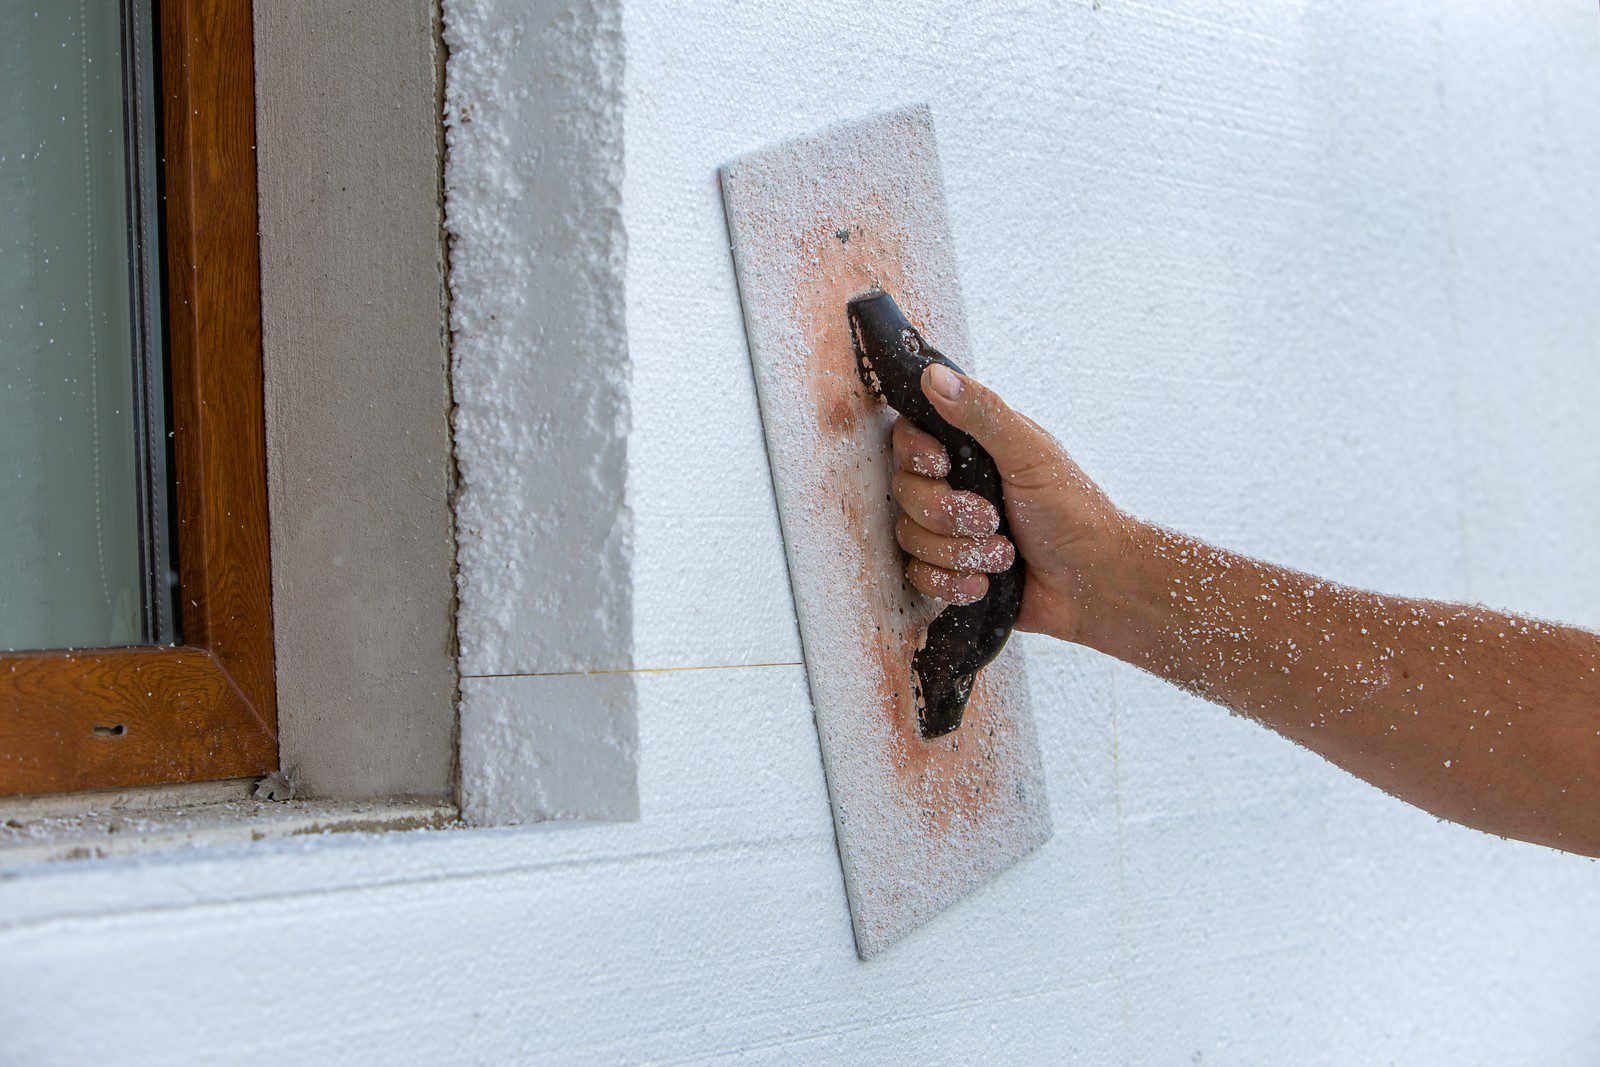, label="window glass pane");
[0,1,171,651]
